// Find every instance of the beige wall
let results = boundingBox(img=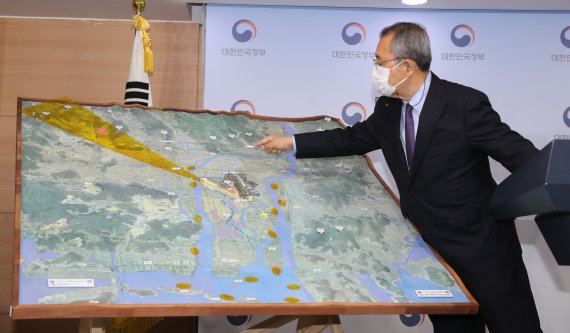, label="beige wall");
[0,17,203,332]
